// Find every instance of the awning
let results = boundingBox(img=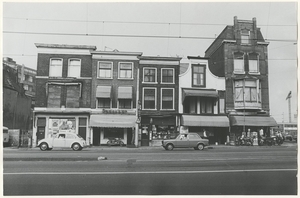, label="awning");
[90,114,136,128]
[96,86,111,98]
[229,116,278,127]
[118,87,132,99]
[182,89,218,103]
[181,115,229,127]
